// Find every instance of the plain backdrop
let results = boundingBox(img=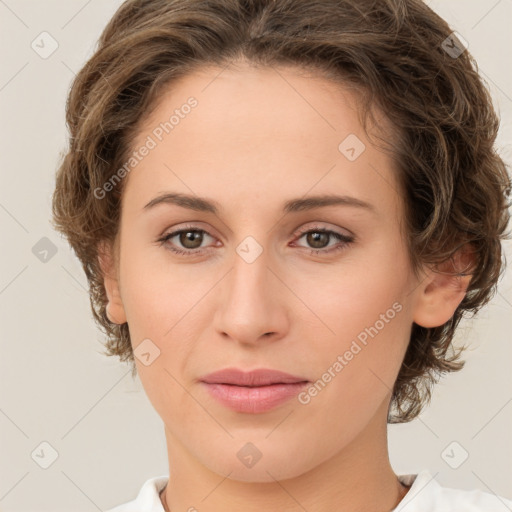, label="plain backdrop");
[0,0,511,510]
